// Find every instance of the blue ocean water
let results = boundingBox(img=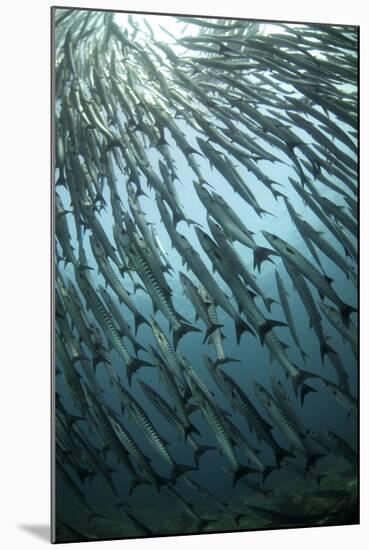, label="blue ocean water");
[54,9,358,542]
